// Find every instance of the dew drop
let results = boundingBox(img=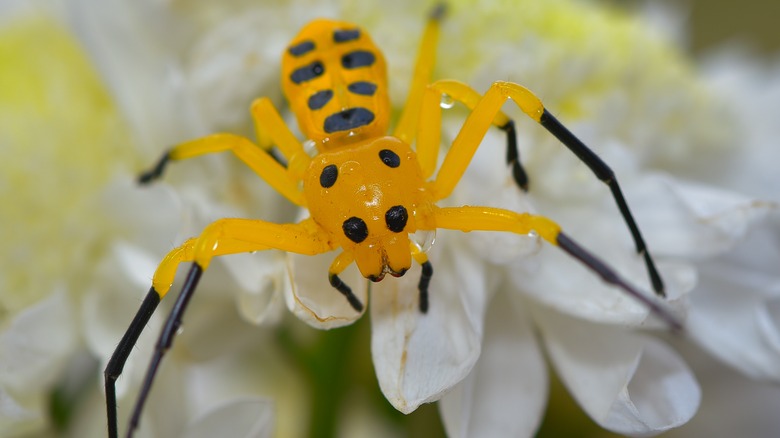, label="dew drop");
[440,93,454,109]
[411,229,436,253]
